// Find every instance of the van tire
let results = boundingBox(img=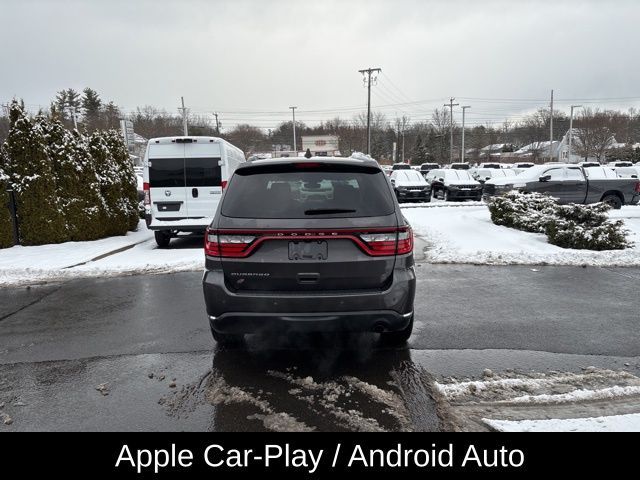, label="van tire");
[154,230,171,248]
[380,314,413,345]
